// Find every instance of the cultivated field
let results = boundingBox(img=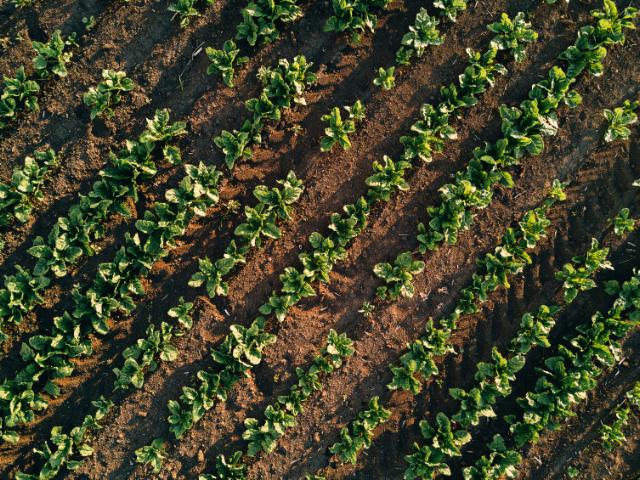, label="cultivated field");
[0,0,639,479]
